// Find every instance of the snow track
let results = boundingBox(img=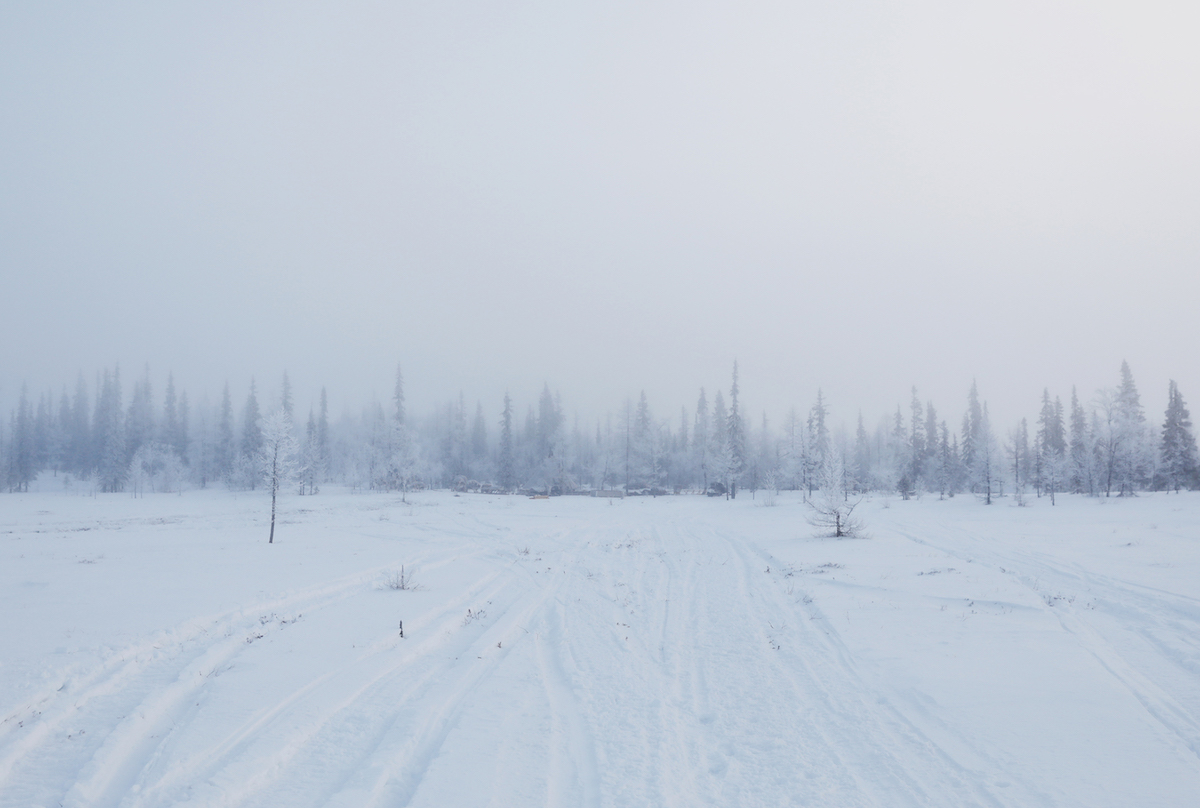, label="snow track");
[3,491,1200,806]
